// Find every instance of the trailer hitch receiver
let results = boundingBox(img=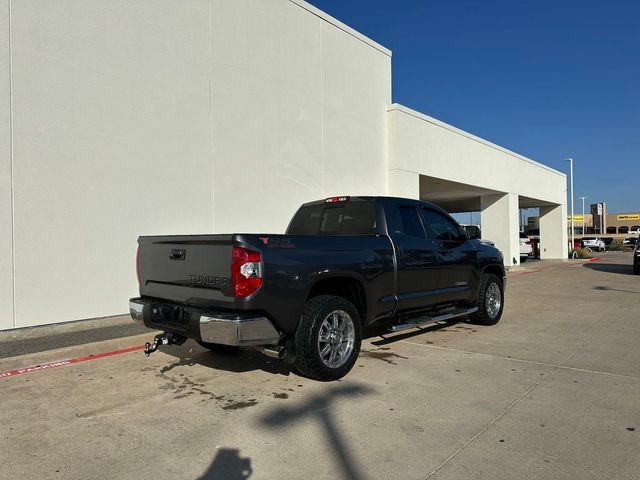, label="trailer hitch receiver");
[144,332,187,357]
